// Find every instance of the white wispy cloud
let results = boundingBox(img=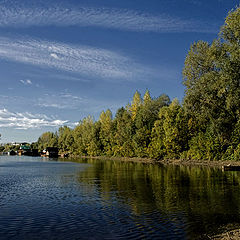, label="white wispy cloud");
[0,36,145,80]
[35,91,125,118]
[20,79,32,85]
[0,108,68,129]
[50,53,60,60]
[0,1,217,33]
